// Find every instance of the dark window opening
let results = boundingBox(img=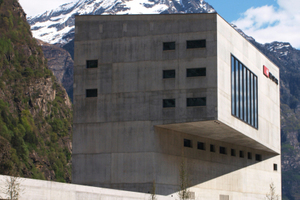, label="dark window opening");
[255,154,262,161]
[219,146,227,155]
[184,139,192,148]
[187,68,206,77]
[239,151,244,158]
[186,39,206,49]
[86,89,97,98]
[187,97,206,107]
[163,42,175,51]
[197,142,205,150]
[210,144,215,152]
[231,149,236,156]
[163,70,175,79]
[86,60,98,68]
[274,164,278,171]
[163,99,175,108]
[248,152,252,160]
